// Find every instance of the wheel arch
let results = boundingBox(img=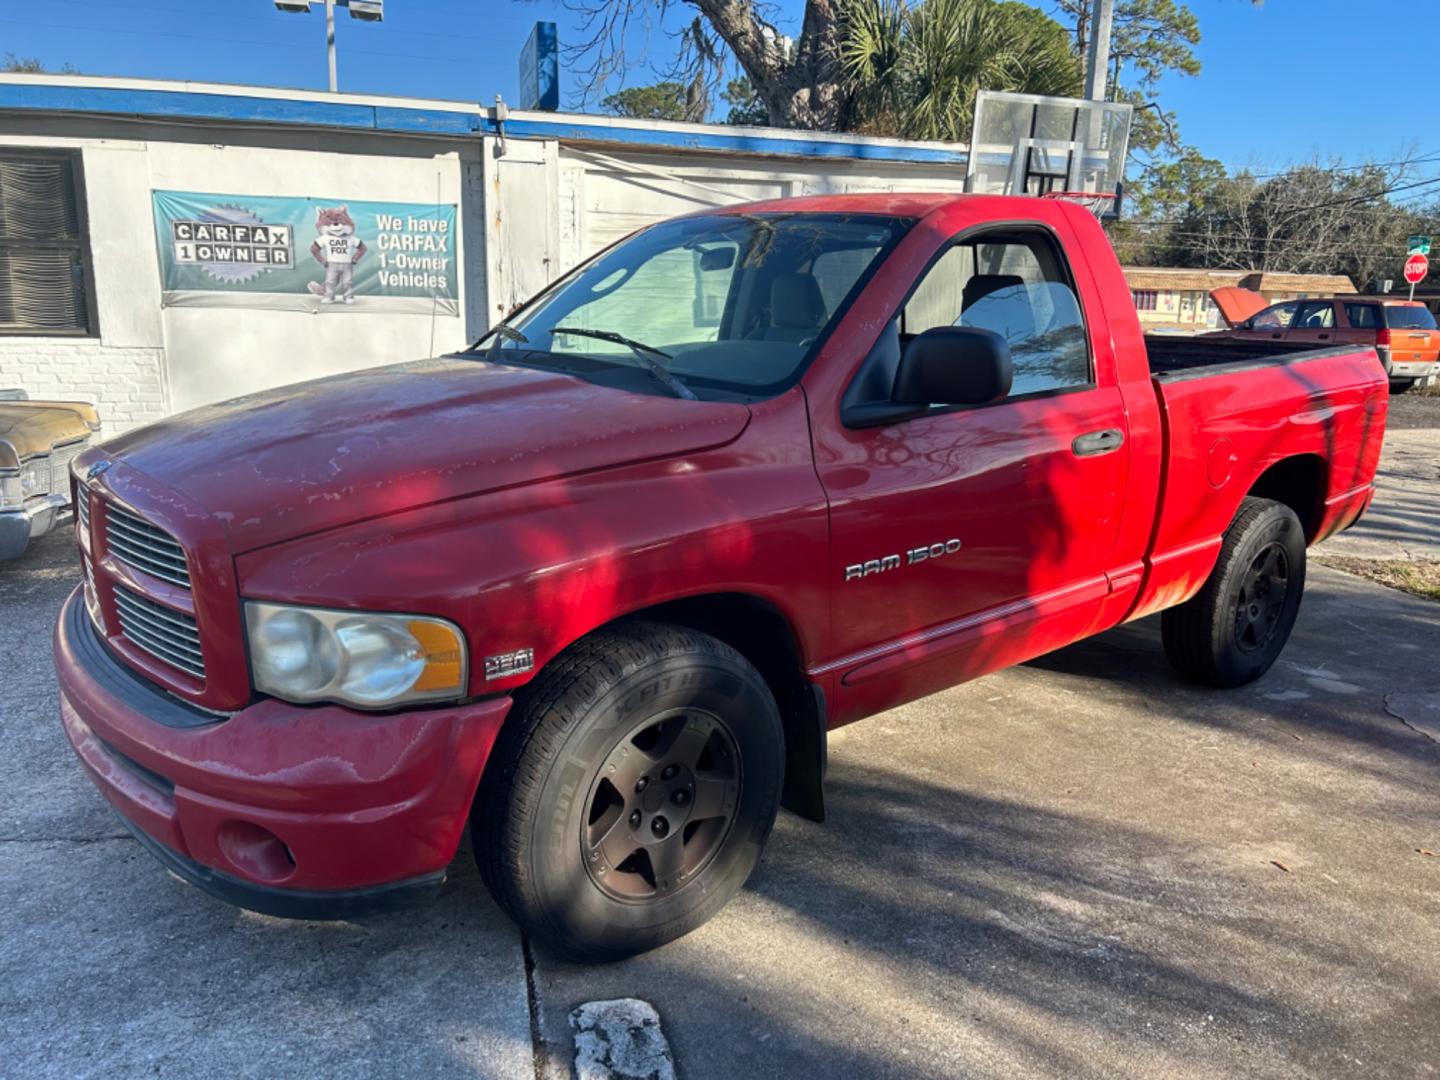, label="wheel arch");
[1245,453,1328,541]
[520,590,828,823]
